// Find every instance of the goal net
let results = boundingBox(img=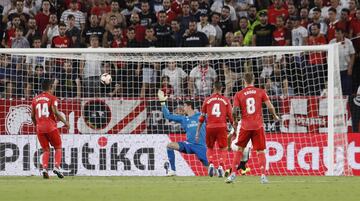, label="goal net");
[0,46,352,176]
